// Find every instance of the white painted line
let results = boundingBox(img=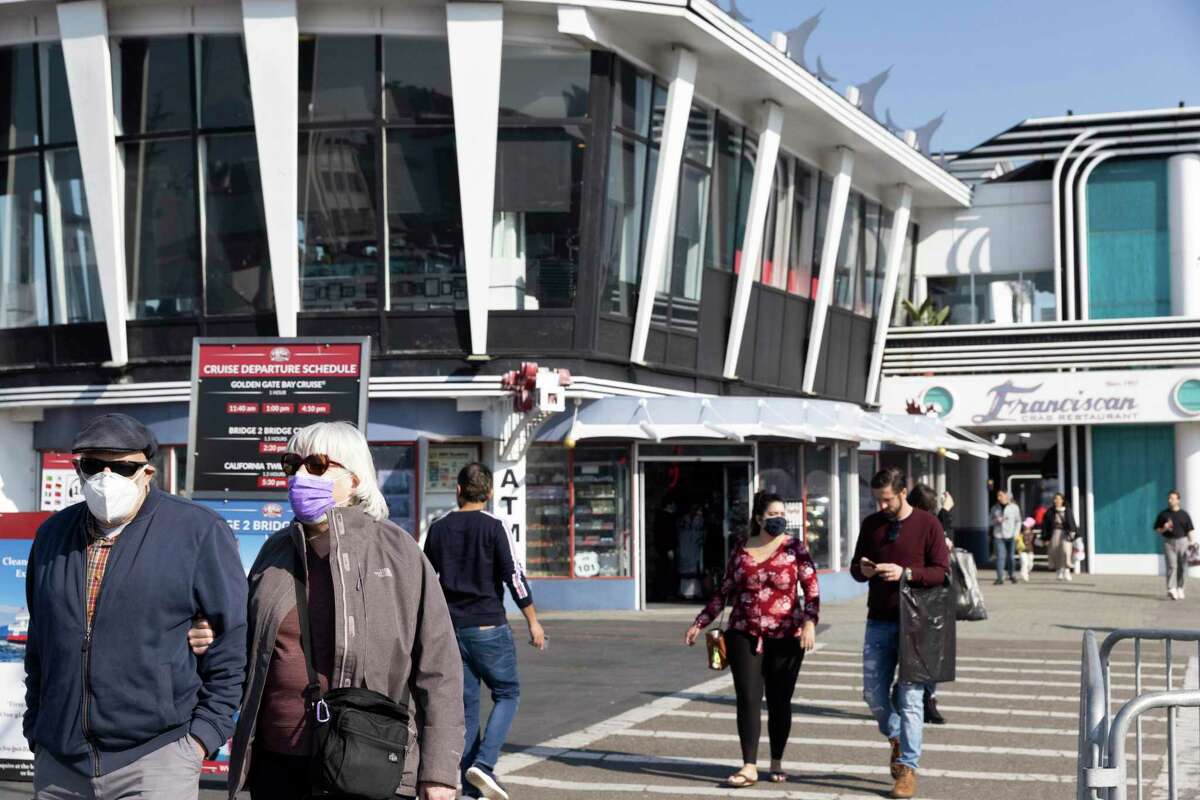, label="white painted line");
[794,668,1179,692]
[502,774,953,800]
[611,727,1163,761]
[817,649,1176,671]
[656,708,1176,739]
[512,748,1075,784]
[807,657,1168,681]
